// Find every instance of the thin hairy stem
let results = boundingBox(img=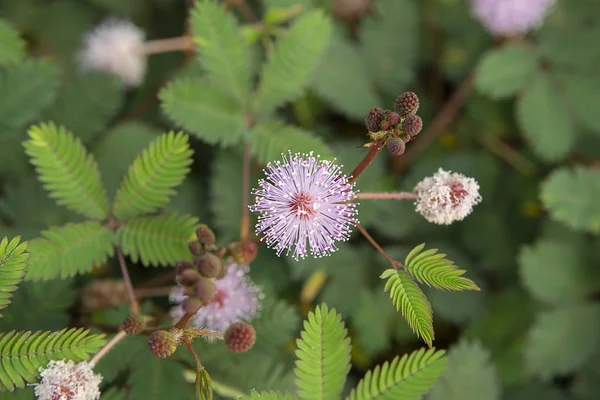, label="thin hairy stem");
[90,331,127,366]
[116,247,140,314]
[356,192,418,200]
[348,140,385,184]
[355,223,402,268]
[240,142,251,240]
[186,327,224,341]
[142,36,193,55]
[174,312,196,329]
